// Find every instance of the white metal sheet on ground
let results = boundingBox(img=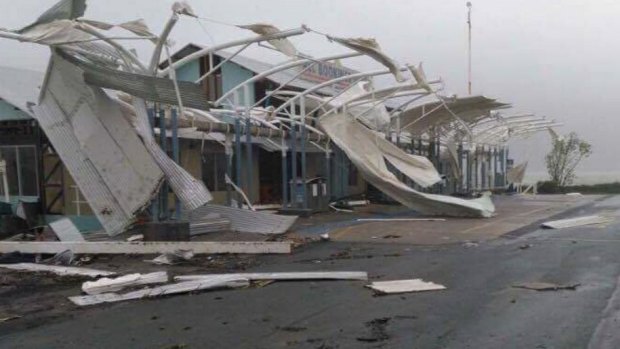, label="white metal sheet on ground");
[0,263,115,278]
[70,276,249,306]
[34,54,163,235]
[366,279,447,294]
[49,218,84,242]
[175,271,368,282]
[541,215,612,229]
[82,271,169,295]
[184,204,297,235]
